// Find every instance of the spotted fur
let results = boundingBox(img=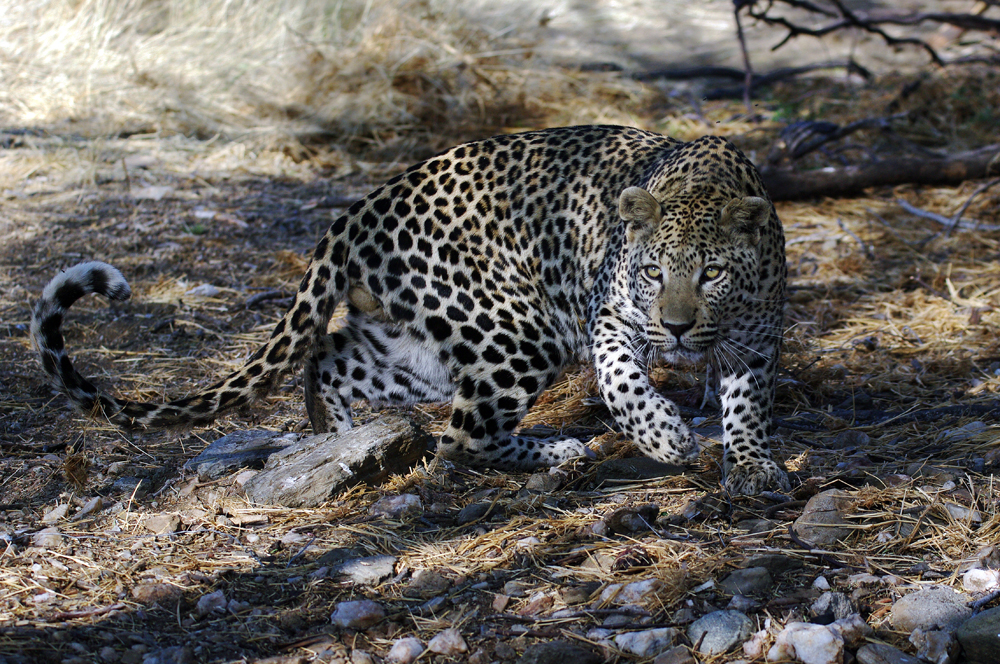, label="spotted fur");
[31,125,789,494]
